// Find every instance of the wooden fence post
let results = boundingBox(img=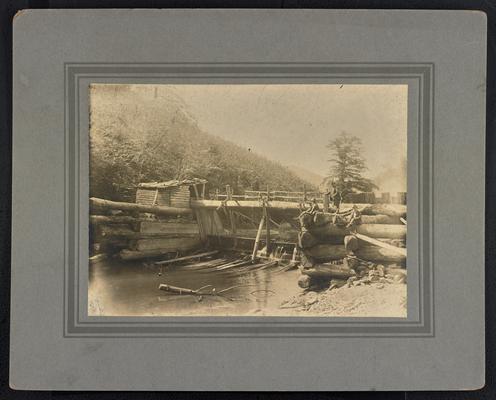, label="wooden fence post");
[264,204,271,254]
